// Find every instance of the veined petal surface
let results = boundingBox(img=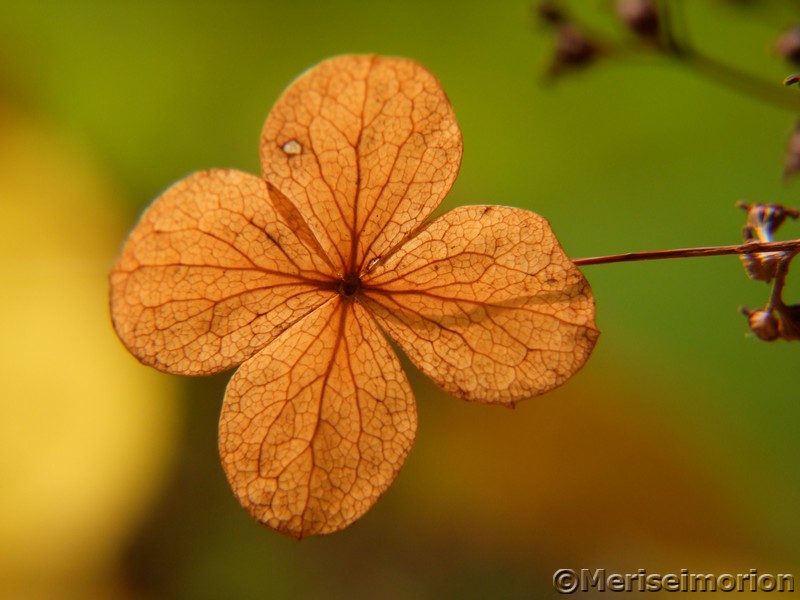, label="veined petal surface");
[261,55,462,274]
[363,205,599,405]
[110,169,335,375]
[219,298,417,538]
